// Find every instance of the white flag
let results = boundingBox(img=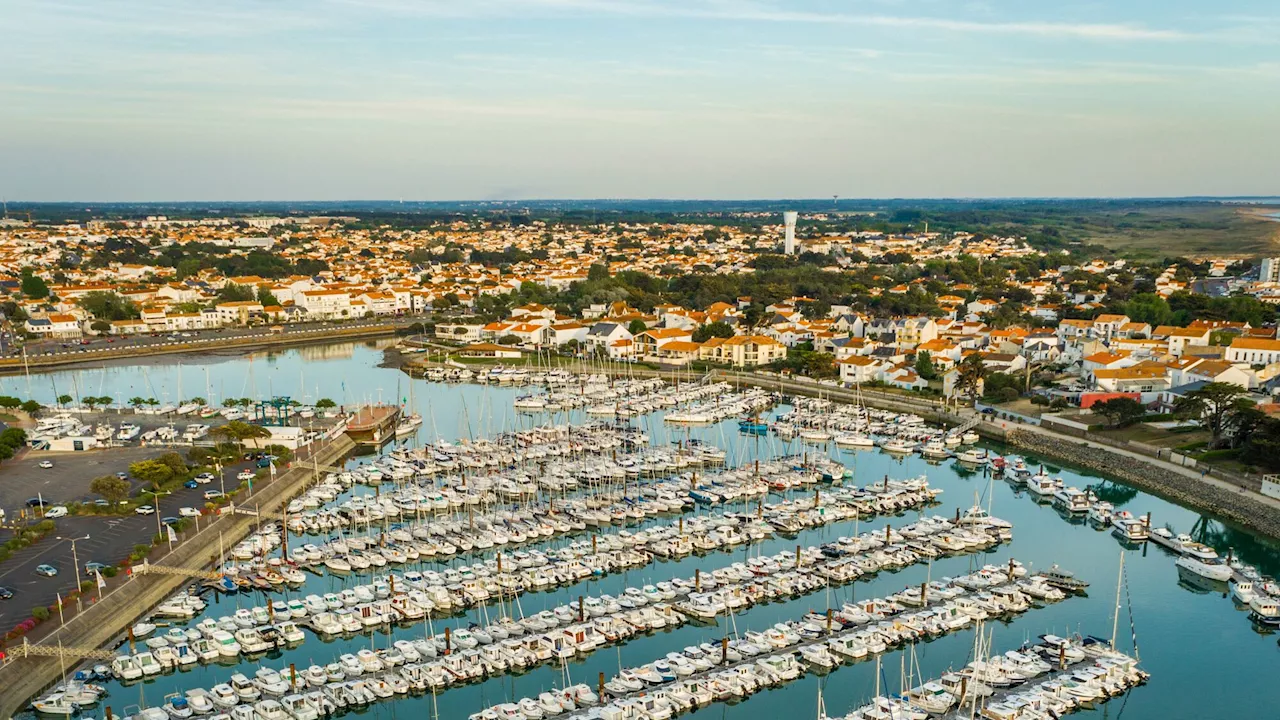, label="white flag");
[166,523,178,543]
[95,569,106,590]
[269,462,277,479]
